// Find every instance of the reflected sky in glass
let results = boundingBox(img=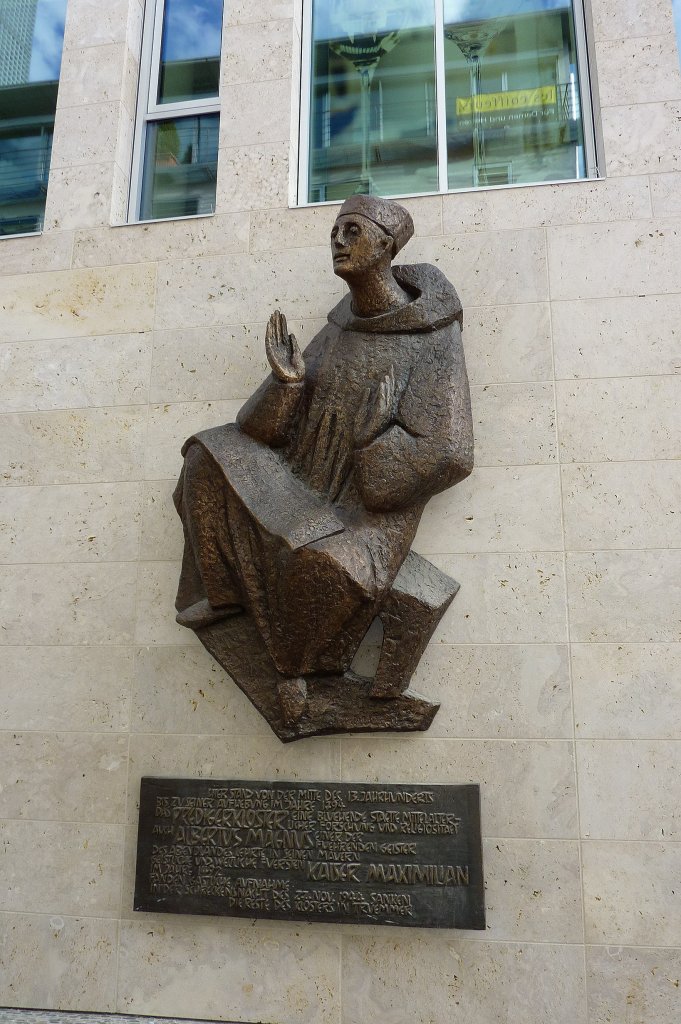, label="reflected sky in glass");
[445,0,569,20]
[674,0,681,69]
[313,0,434,42]
[161,0,223,61]
[29,0,68,82]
